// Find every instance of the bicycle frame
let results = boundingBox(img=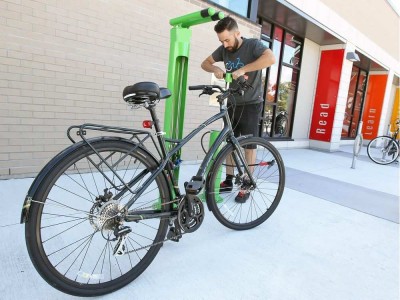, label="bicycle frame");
[121,101,253,214]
